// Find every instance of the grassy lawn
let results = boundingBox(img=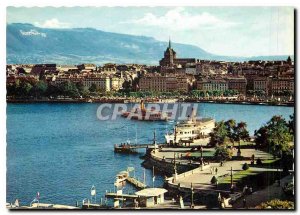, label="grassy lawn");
[239,141,254,146]
[224,141,254,147]
[189,150,215,157]
[219,169,258,184]
[262,158,280,164]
